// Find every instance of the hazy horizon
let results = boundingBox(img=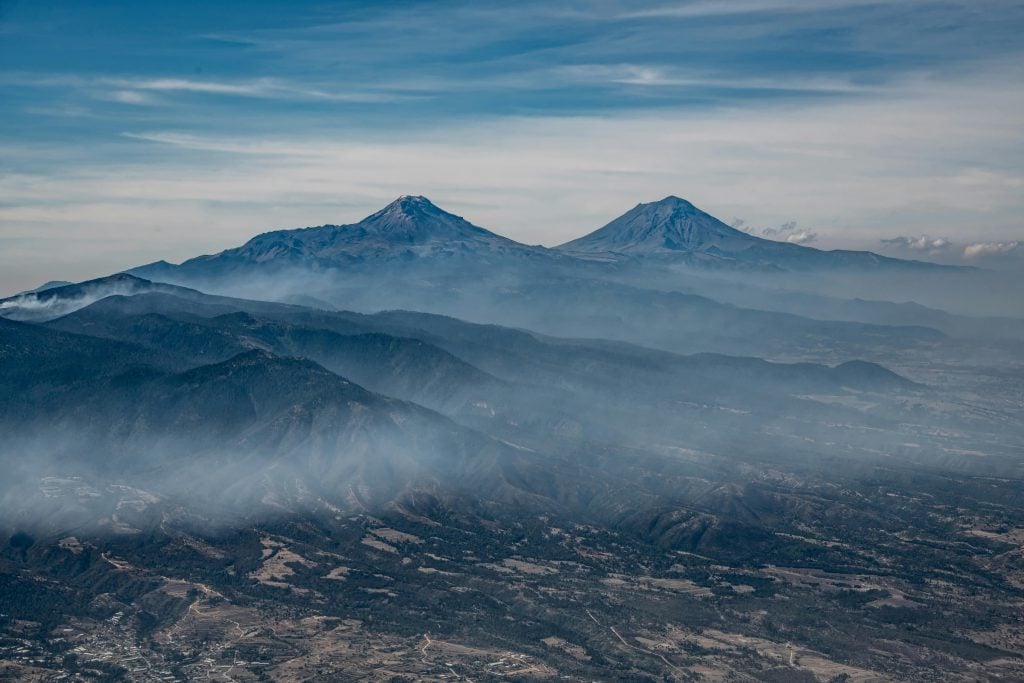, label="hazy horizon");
[3,5,1024,679]
[2,0,1024,294]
